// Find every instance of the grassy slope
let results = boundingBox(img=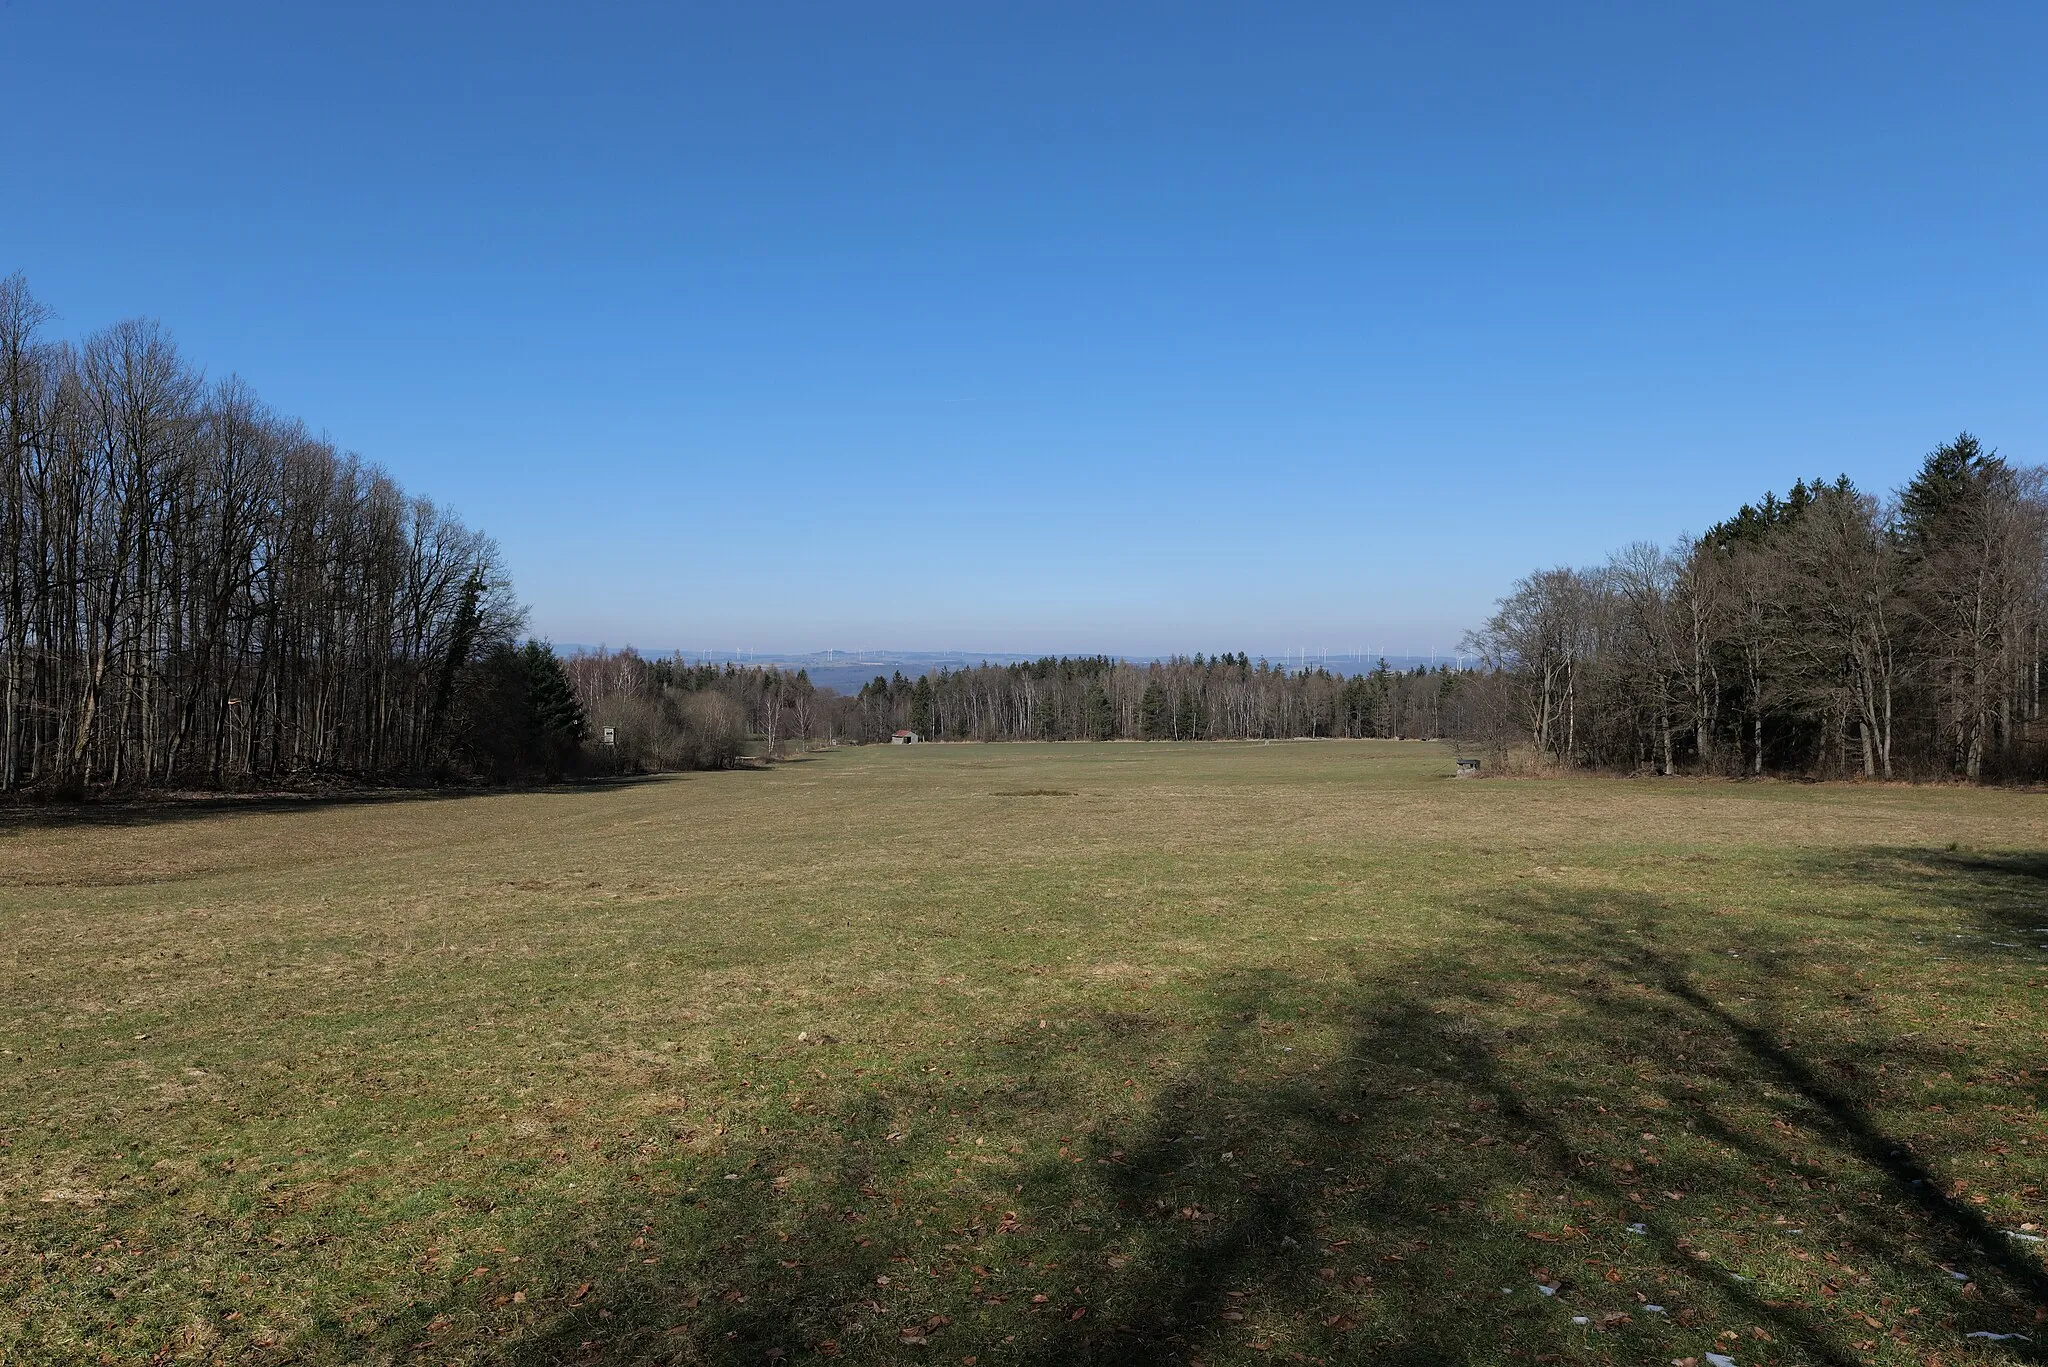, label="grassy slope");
[2,741,2046,1366]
